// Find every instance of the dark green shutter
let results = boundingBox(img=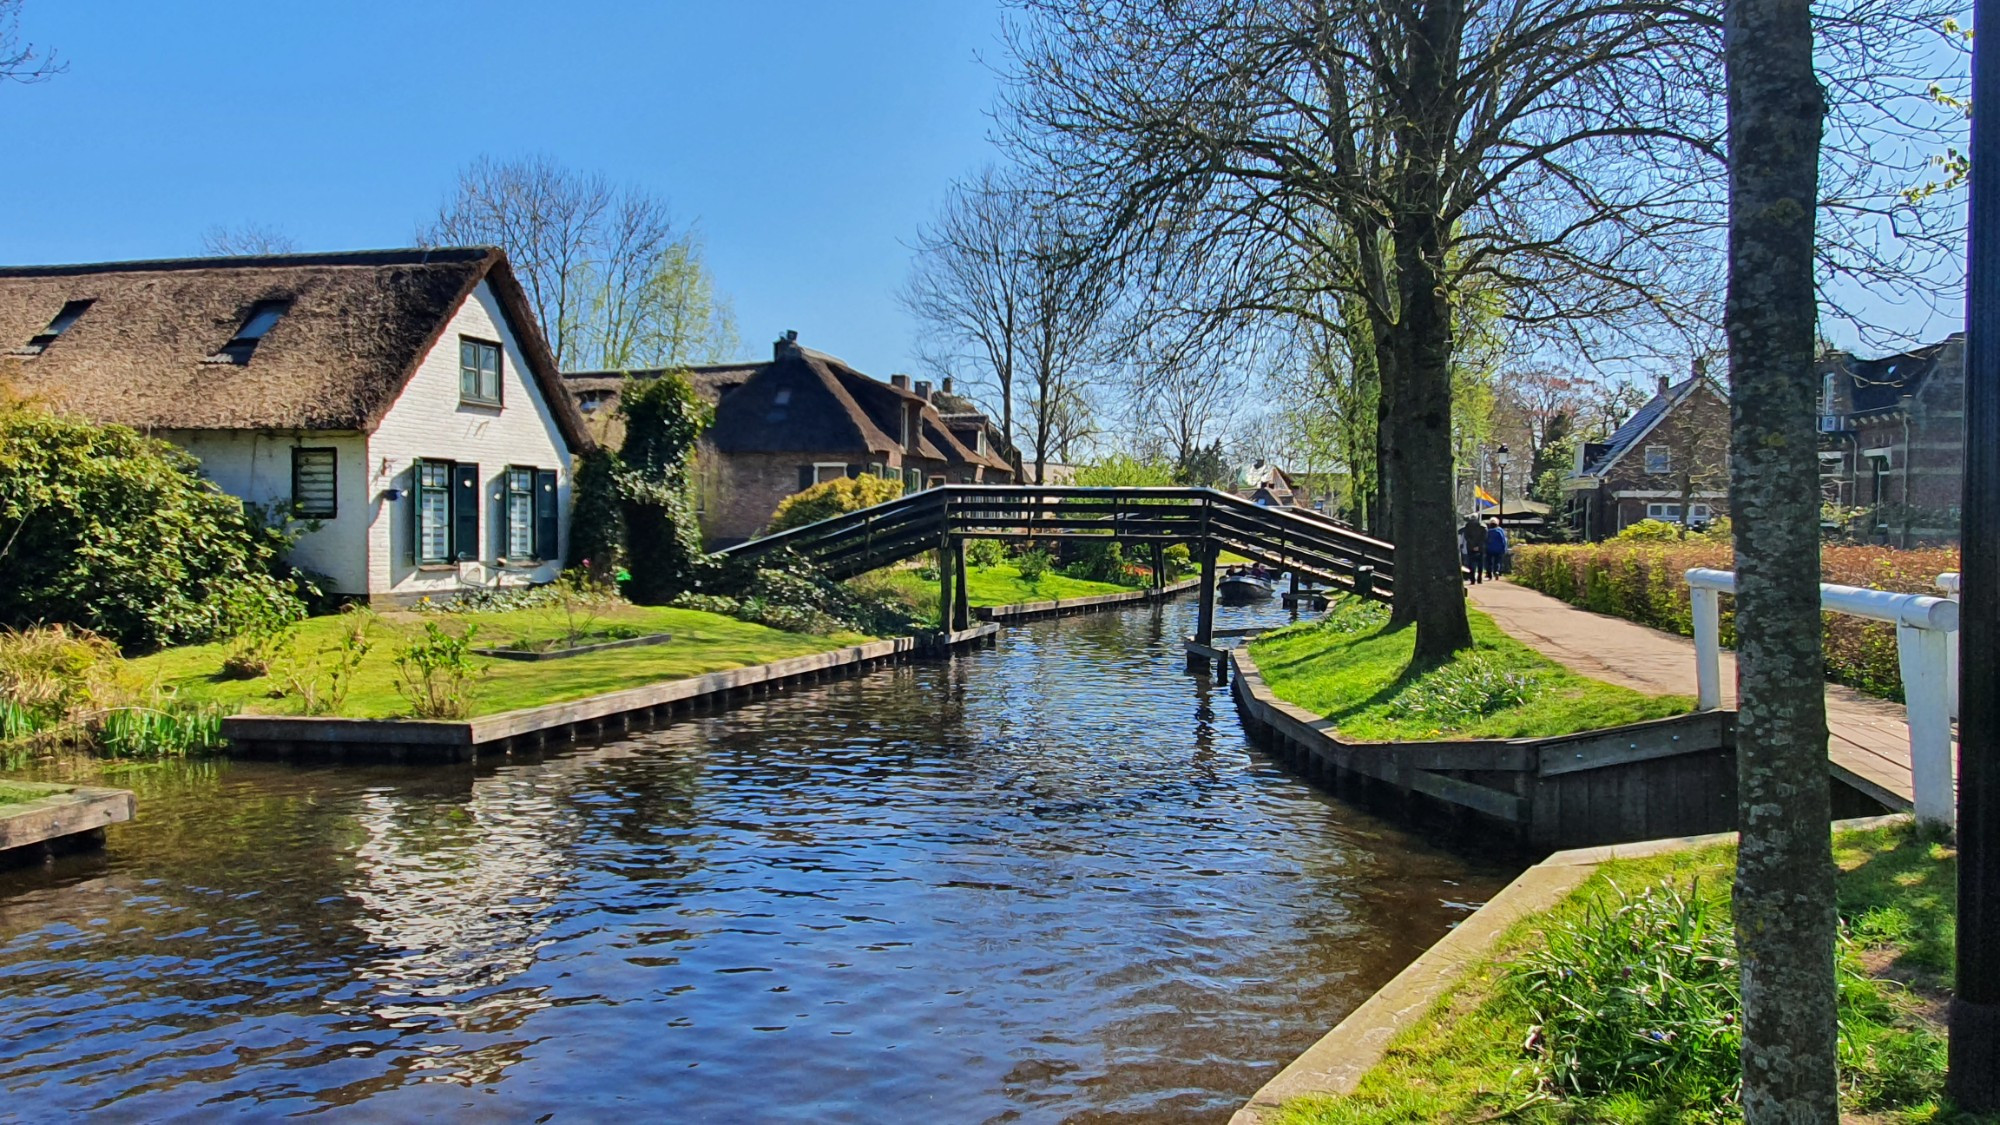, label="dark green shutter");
[845,463,862,478]
[453,462,479,561]
[799,465,814,491]
[535,469,558,562]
